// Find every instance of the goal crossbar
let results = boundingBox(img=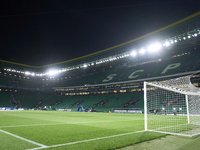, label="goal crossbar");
[144,81,200,96]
